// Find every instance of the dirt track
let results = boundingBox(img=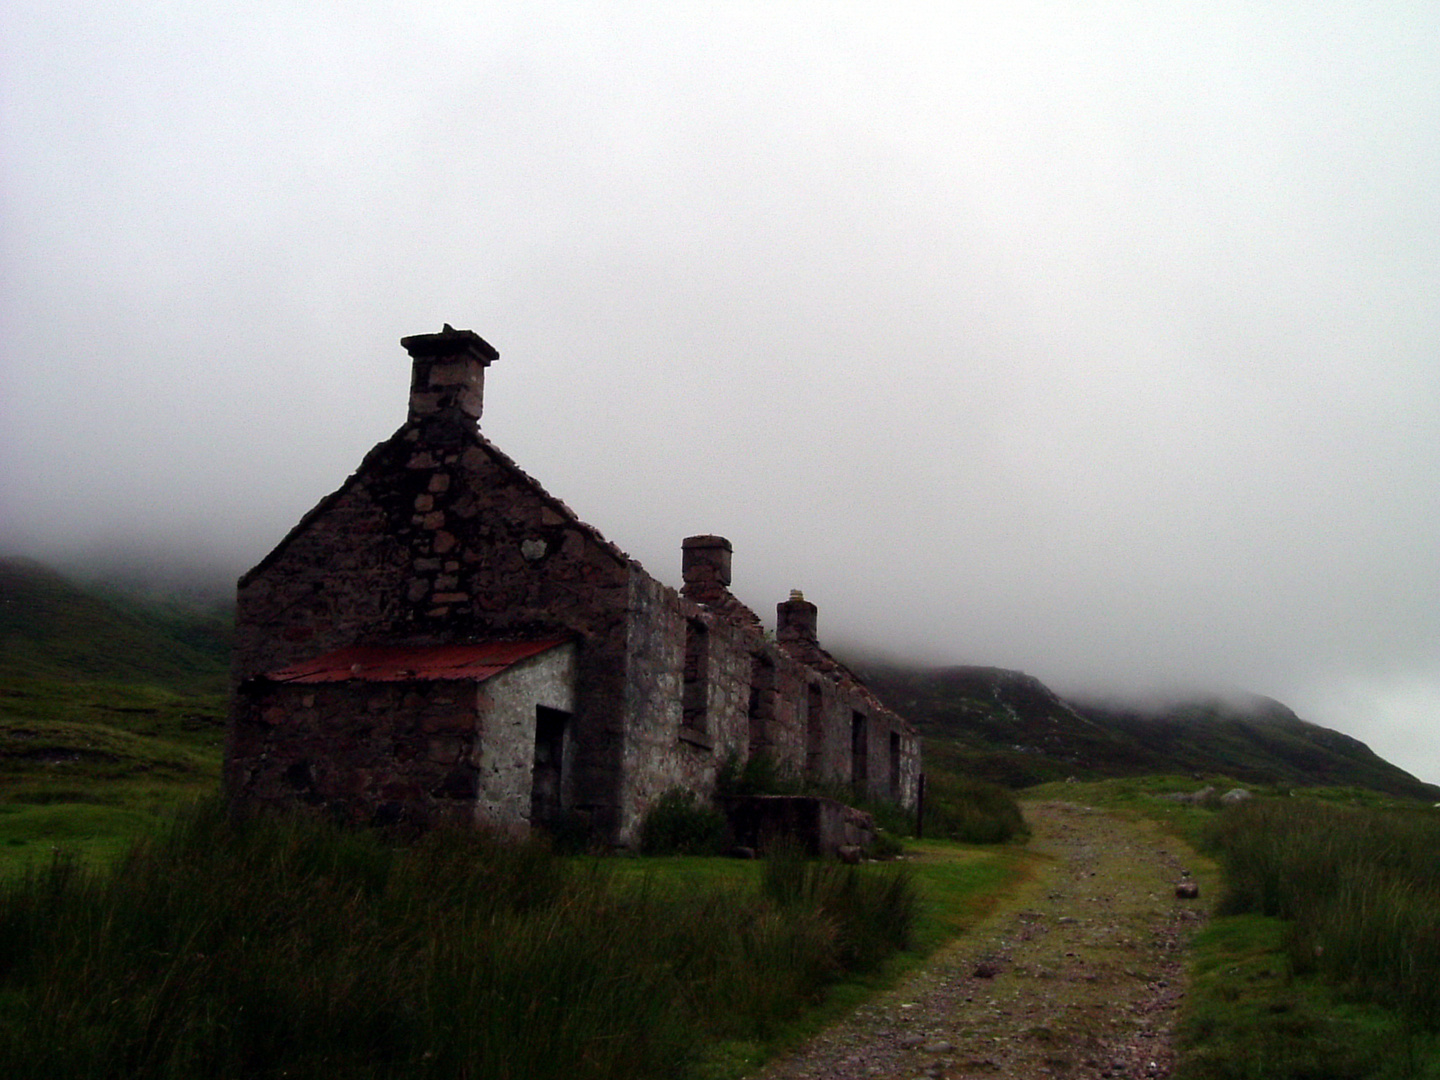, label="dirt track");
[753,802,1208,1080]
